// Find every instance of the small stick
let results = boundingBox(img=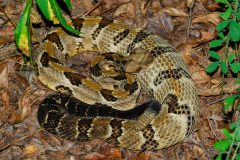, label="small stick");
[83,1,101,17]
[187,0,196,40]
[0,129,43,152]
[0,7,16,28]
